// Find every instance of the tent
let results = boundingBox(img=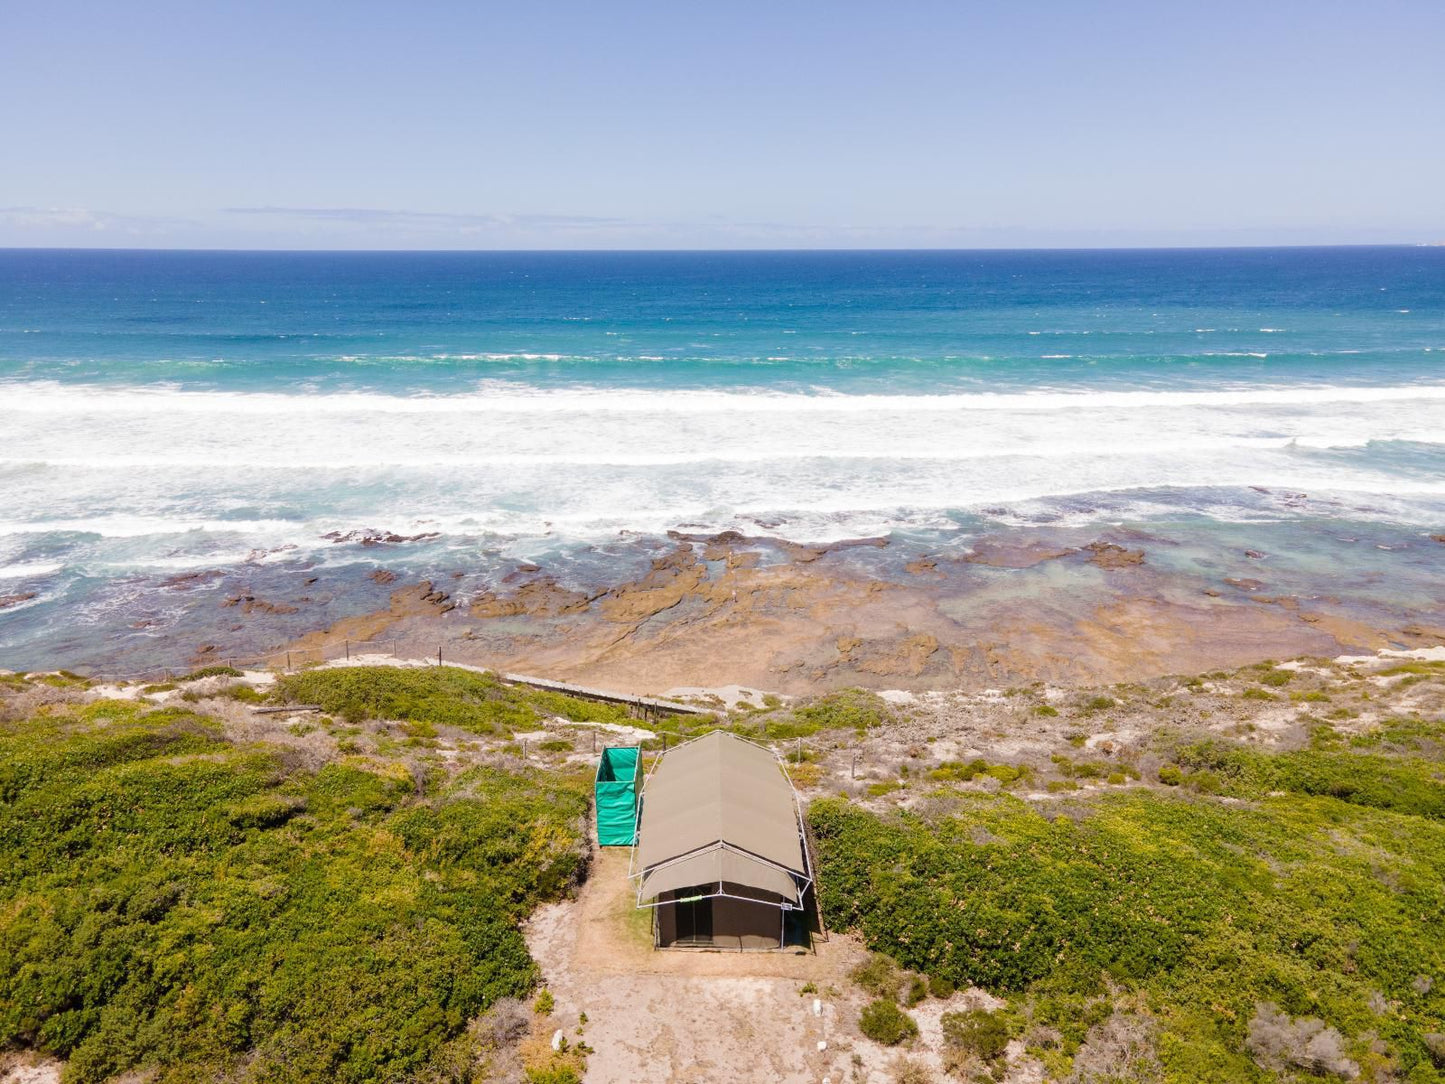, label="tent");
[594,746,642,846]
[630,731,814,950]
